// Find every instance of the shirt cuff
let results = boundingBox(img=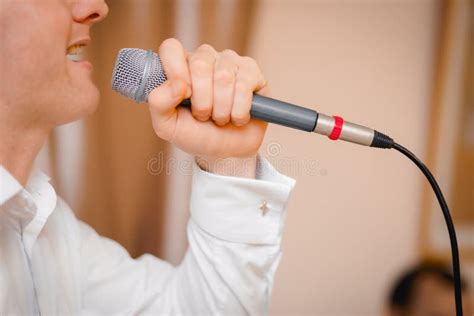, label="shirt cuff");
[189,155,296,245]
